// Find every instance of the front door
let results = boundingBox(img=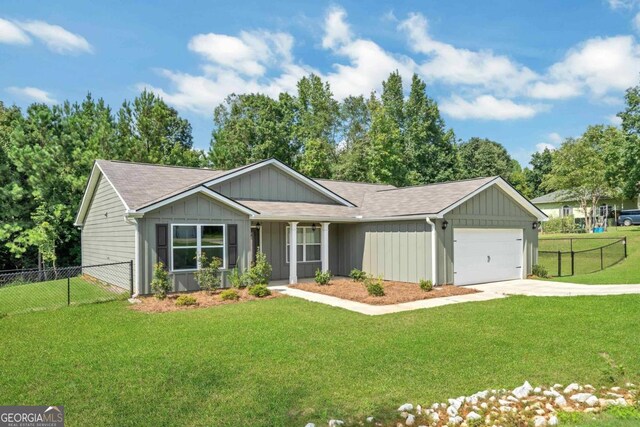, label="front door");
[250,227,261,264]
